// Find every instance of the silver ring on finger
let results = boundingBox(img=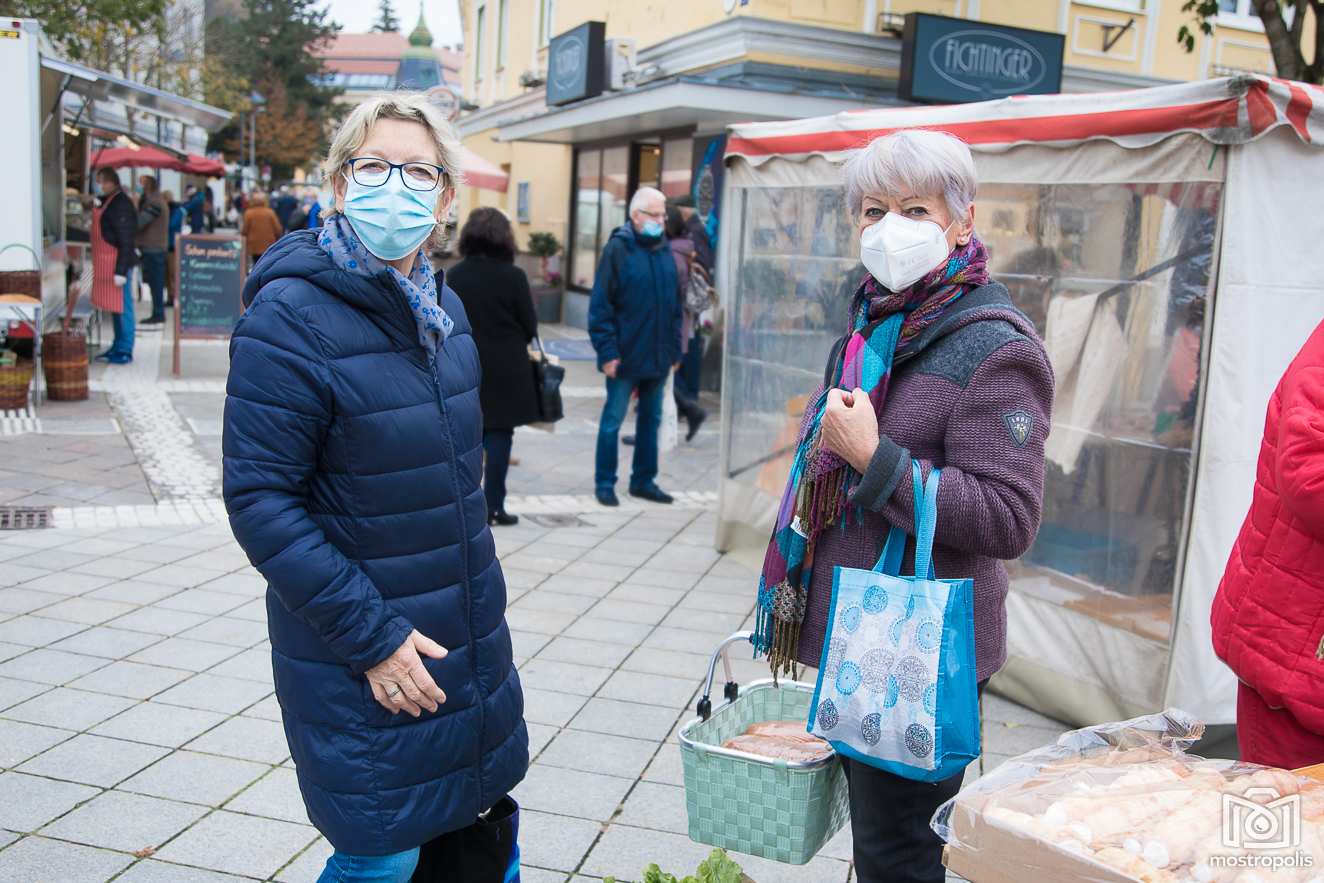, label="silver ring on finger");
[386,685,403,699]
